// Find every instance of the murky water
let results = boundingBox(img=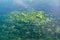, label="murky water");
[0,0,60,40]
